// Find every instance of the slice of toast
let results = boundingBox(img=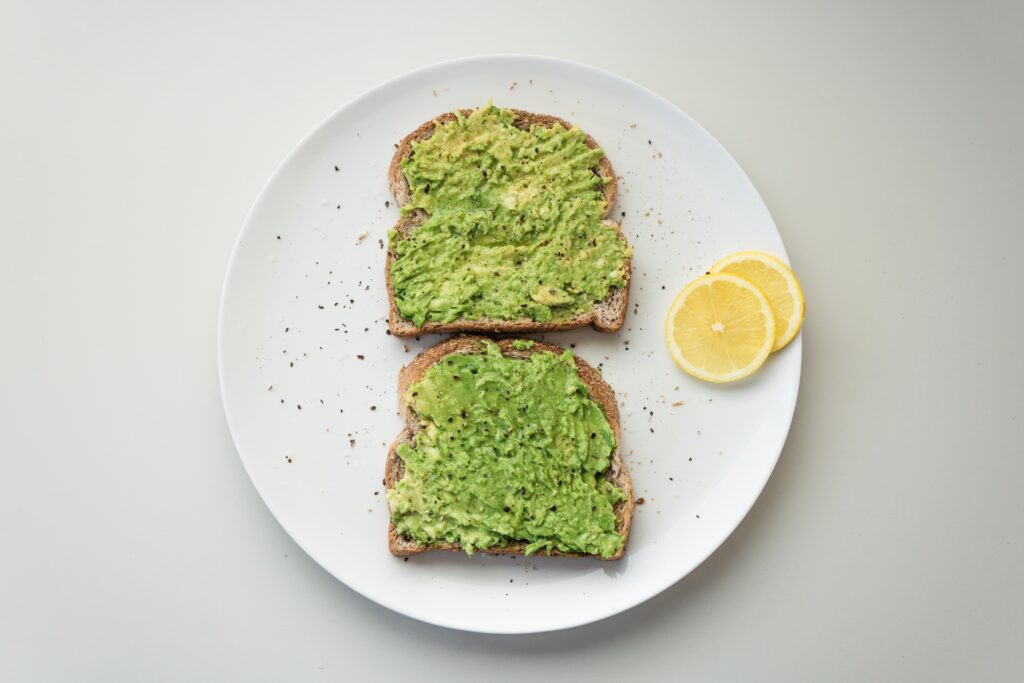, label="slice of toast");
[385,108,632,337]
[385,336,635,560]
